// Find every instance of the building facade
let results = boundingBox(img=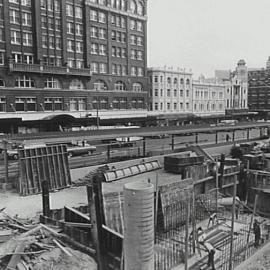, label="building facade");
[215,60,248,116]
[0,0,148,133]
[192,76,226,117]
[147,67,193,122]
[248,57,270,118]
